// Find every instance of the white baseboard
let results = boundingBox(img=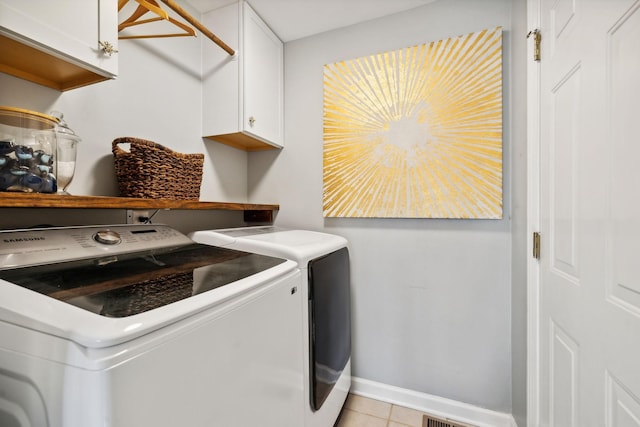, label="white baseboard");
[350,377,518,427]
